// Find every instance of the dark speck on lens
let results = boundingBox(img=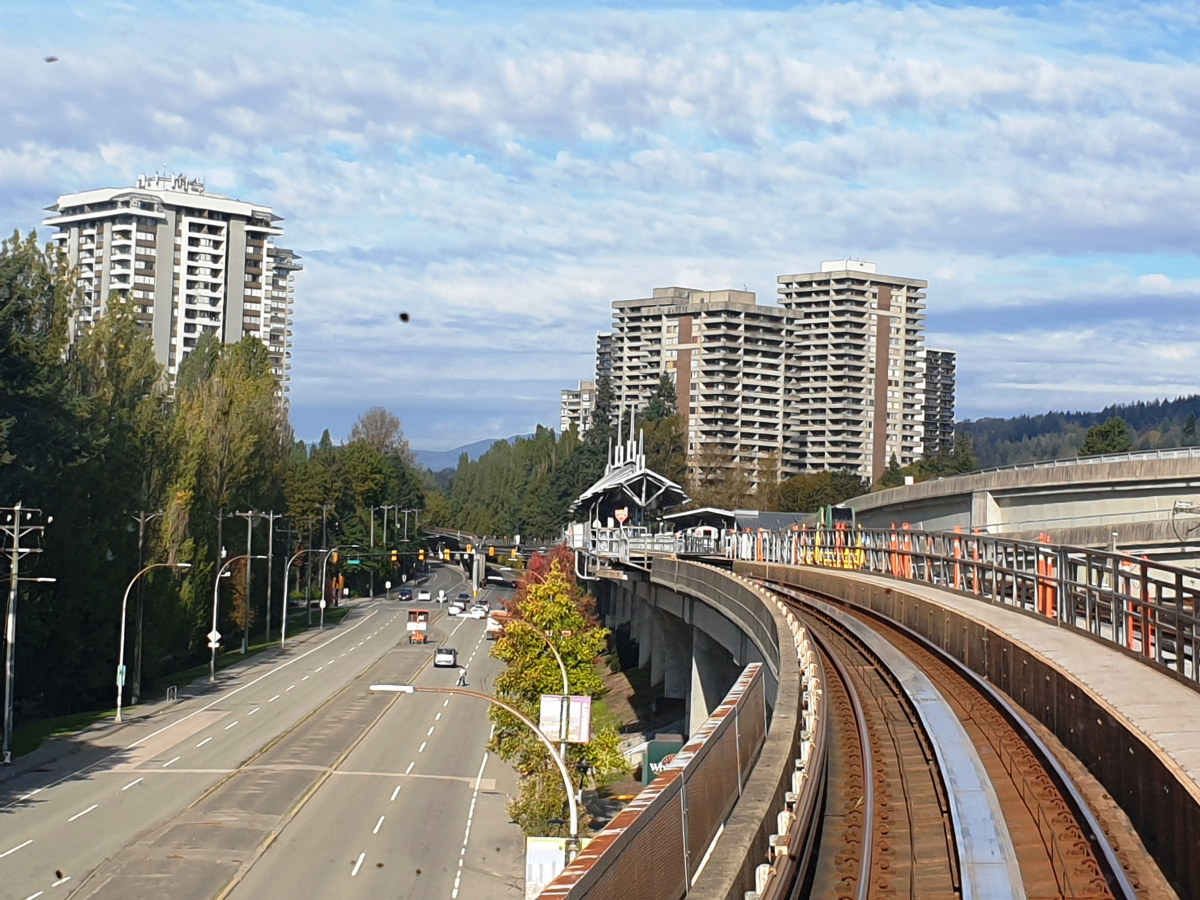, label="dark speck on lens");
[399,312,410,322]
